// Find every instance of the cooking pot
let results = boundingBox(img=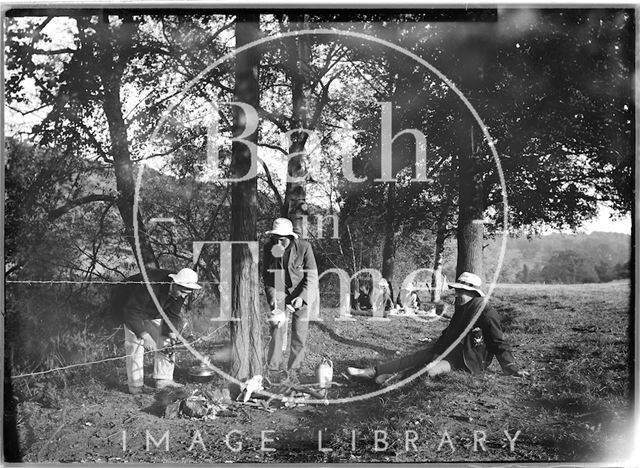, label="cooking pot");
[188,364,217,382]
